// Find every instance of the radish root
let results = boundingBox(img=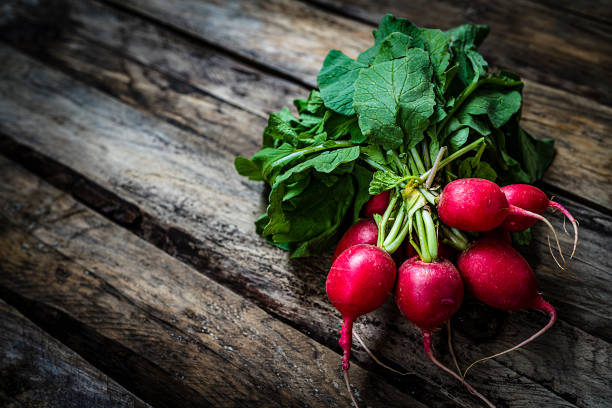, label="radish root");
[508,205,566,269]
[423,330,496,408]
[462,298,557,380]
[353,330,414,376]
[339,317,359,408]
[446,320,462,375]
[548,201,579,259]
[343,369,359,408]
